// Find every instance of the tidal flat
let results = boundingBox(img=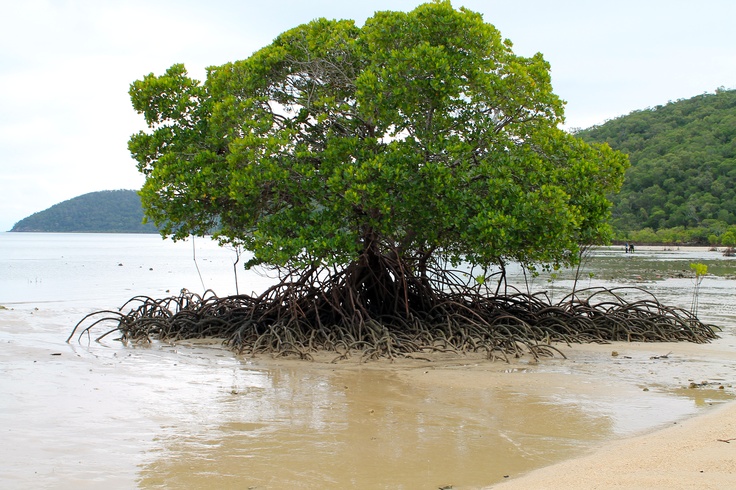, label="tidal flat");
[1,234,734,489]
